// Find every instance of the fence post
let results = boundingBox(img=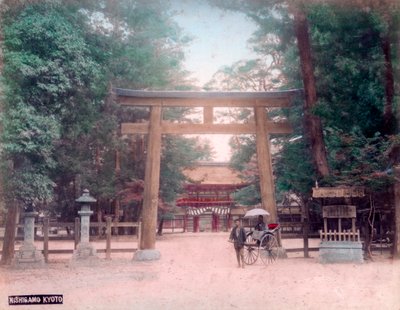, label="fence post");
[74,217,80,250]
[43,218,49,263]
[106,216,112,260]
[302,203,310,258]
[137,222,141,250]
